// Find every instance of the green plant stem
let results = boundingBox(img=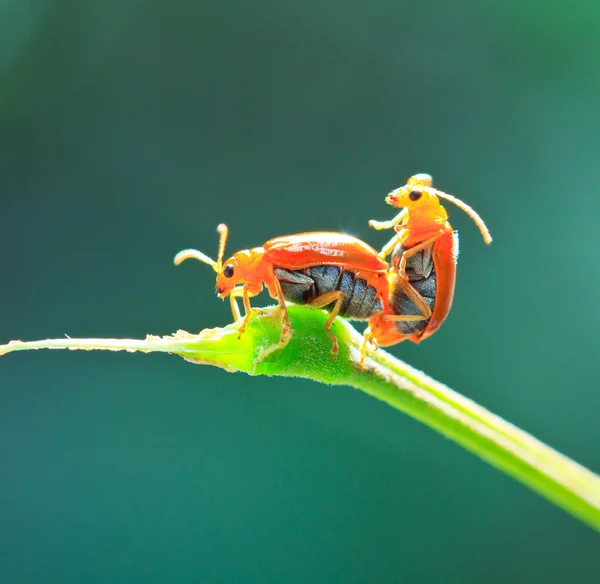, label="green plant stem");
[2,305,600,531]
